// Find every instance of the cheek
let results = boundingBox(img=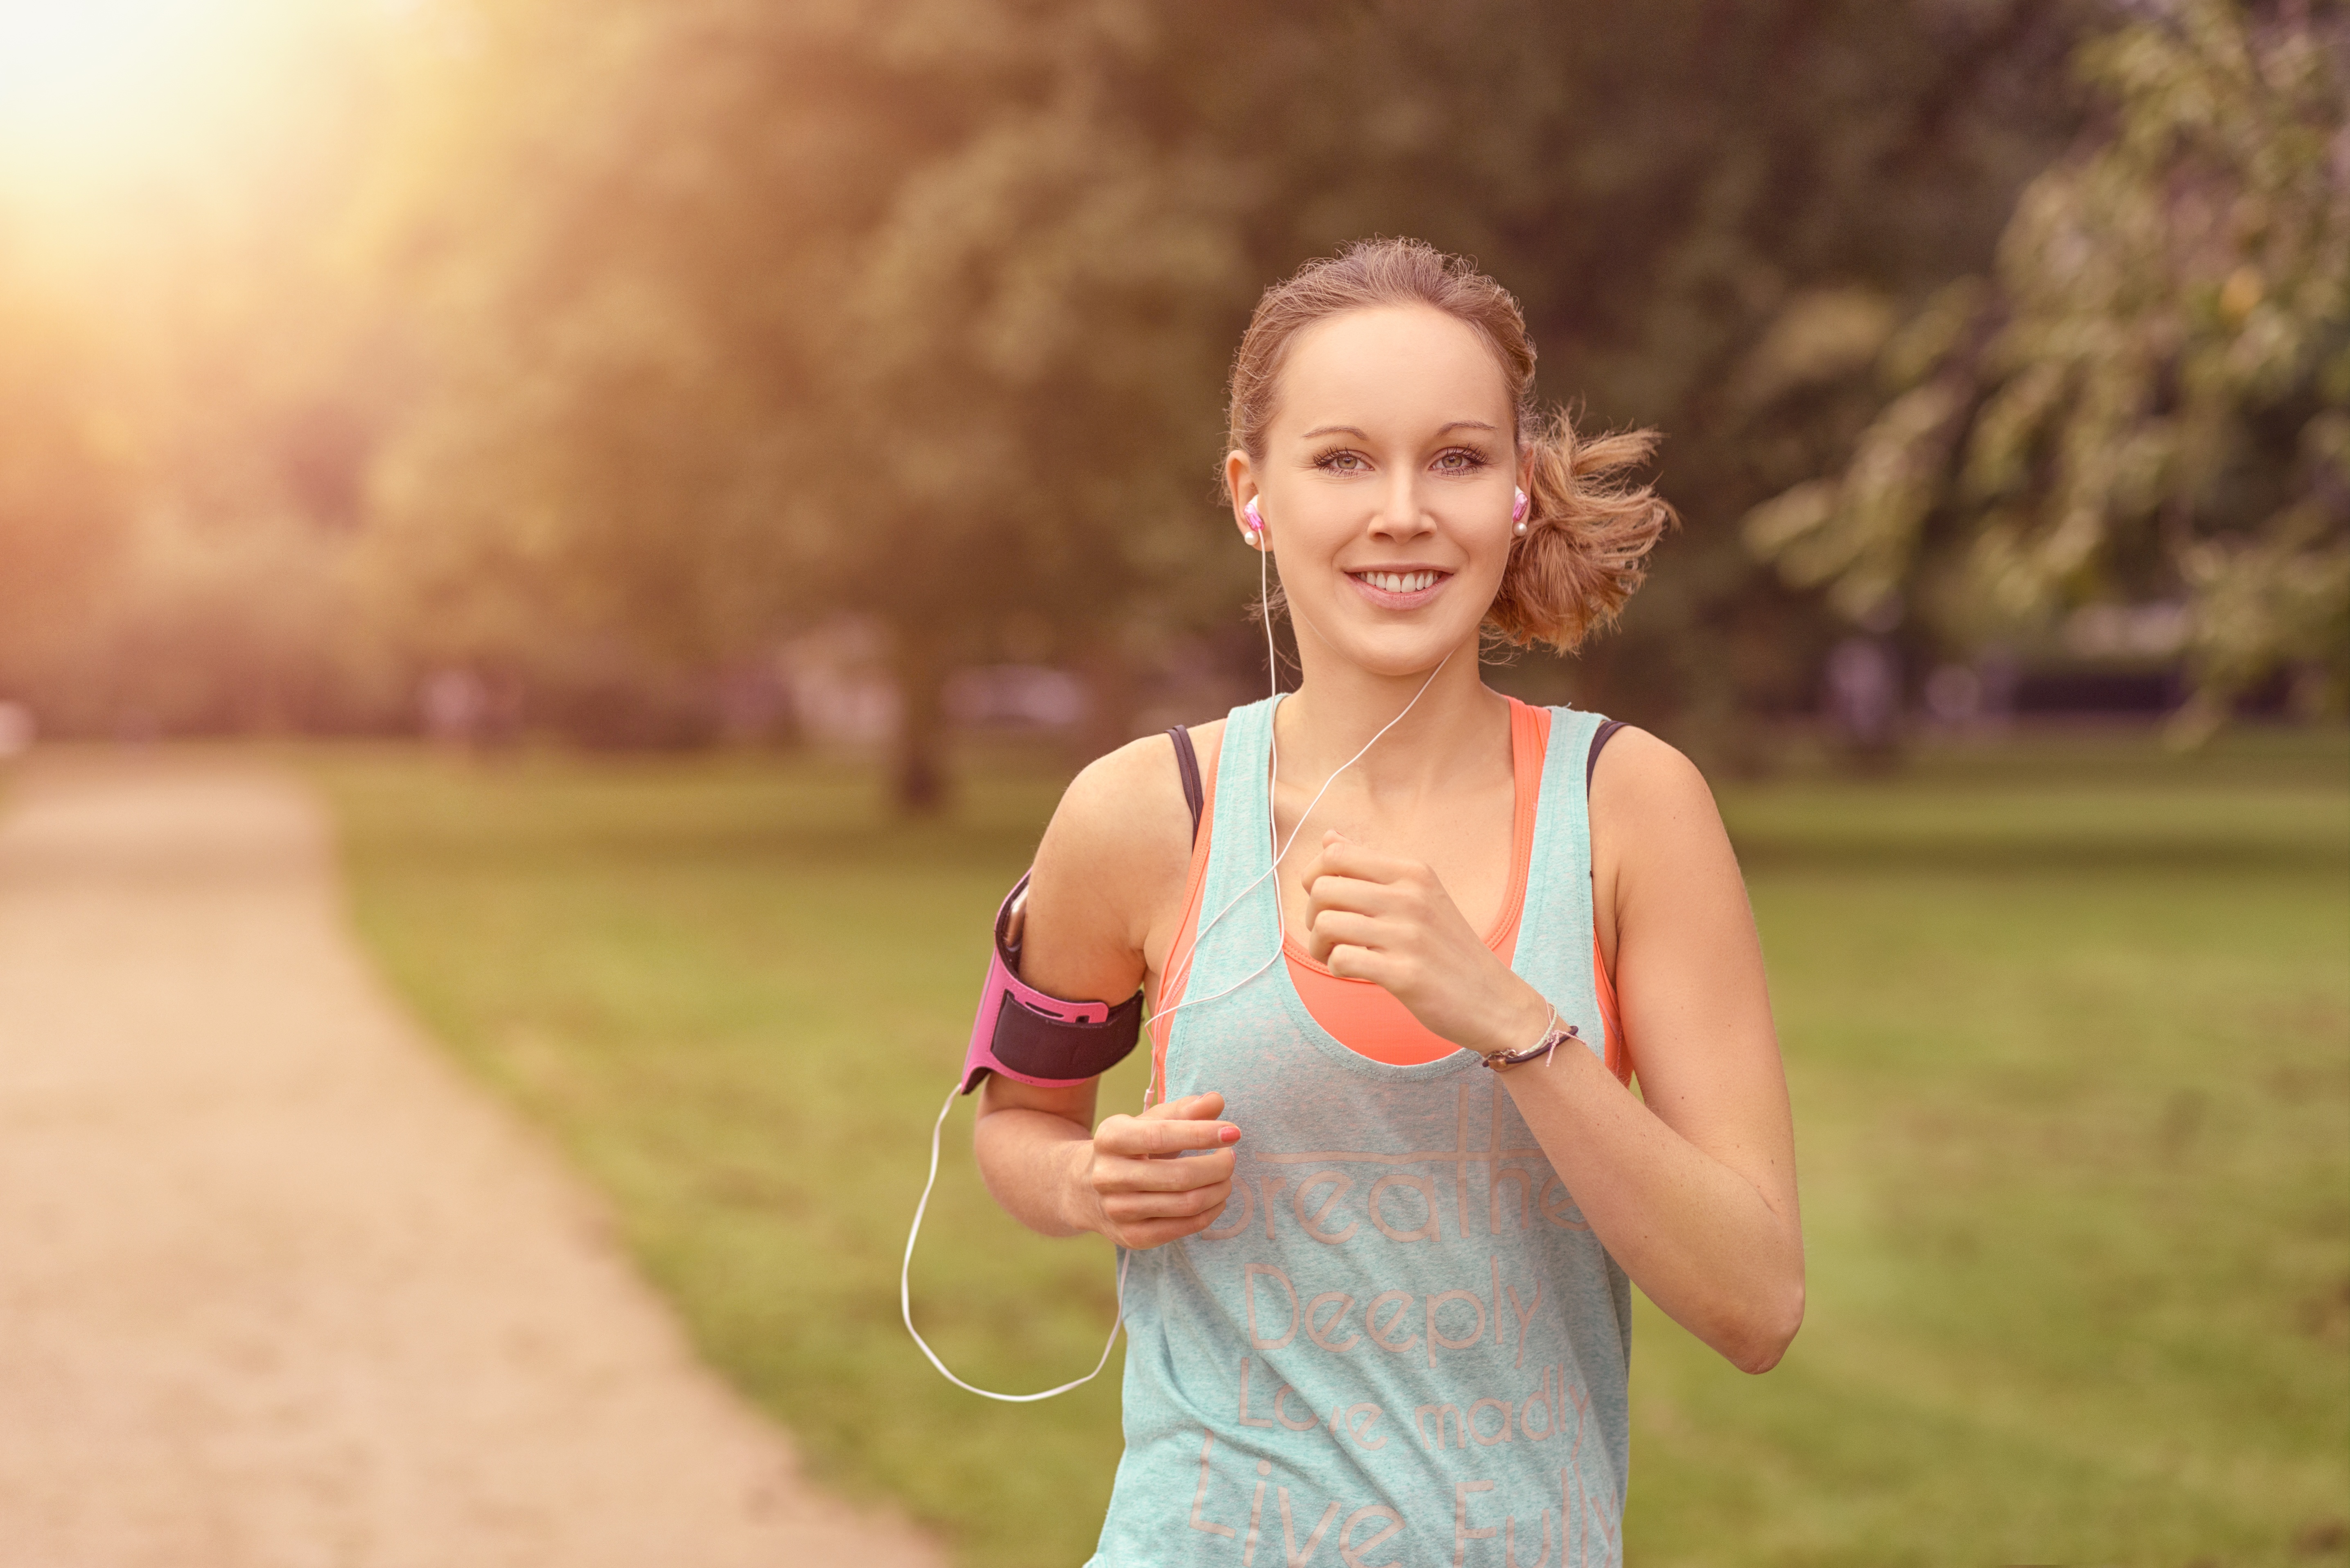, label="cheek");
[1452,529,1515,604]
[1267,515,1353,584]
